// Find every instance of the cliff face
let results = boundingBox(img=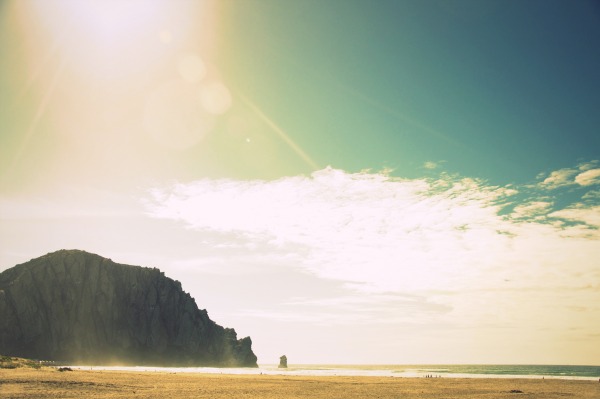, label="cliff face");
[0,250,257,367]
